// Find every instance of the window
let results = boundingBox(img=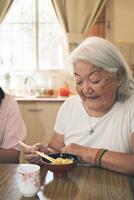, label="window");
[0,0,68,72]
